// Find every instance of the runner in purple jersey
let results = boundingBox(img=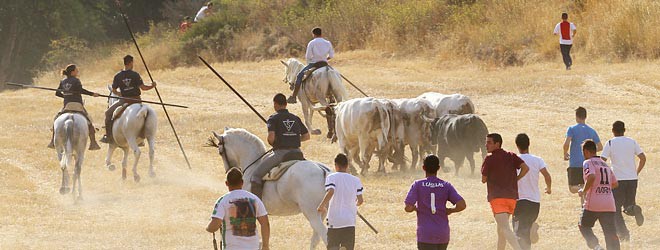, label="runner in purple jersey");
[405,155,466,250]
